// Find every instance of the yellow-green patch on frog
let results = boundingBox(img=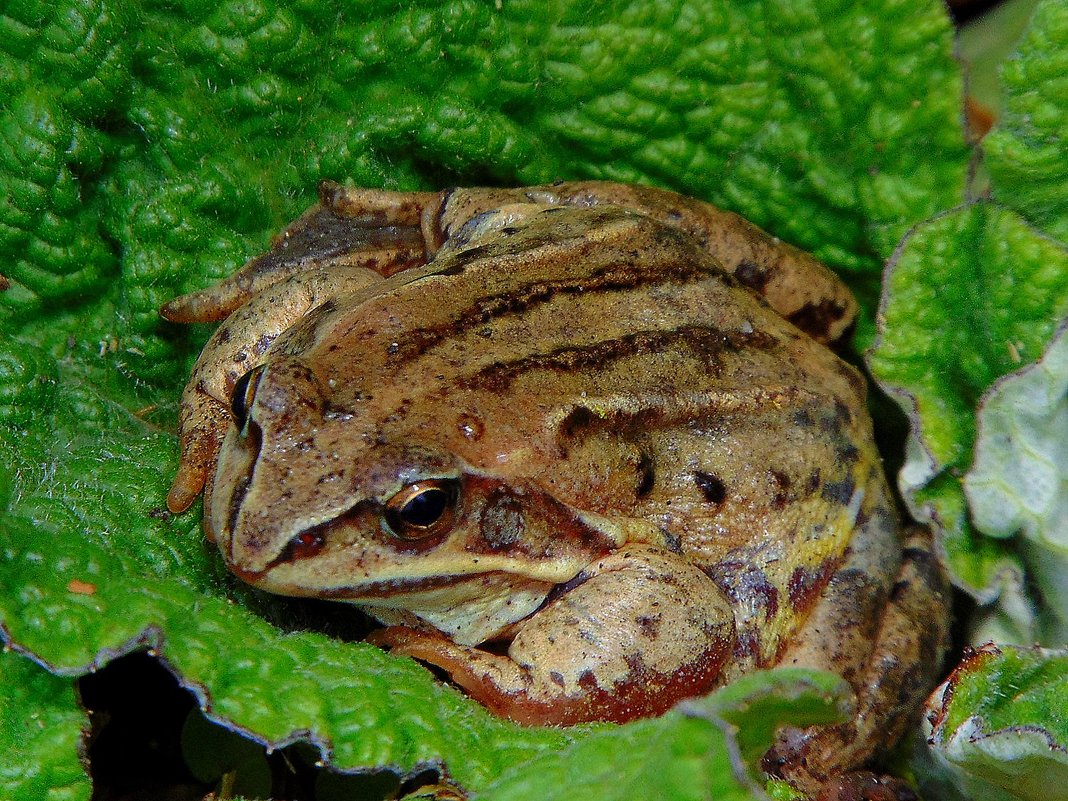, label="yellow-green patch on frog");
[163,182,948,792]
